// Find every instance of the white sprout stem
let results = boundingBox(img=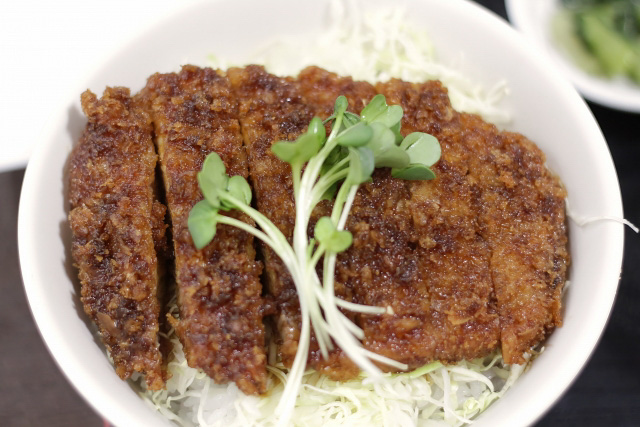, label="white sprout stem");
[220,194,295,260]
[309,244,326,269]
[216,216,277,250]
[333,308,365,339]
[222,193,330,366]
[320,184,361,352]
[308,277,384,316]
[337,184,358,229]
[274,302,311,426]
[317,179,407,375]
[320,250,406,374]
[334,298,386,314]
[293,166,331,360]
[309,168,349,205]
[275,112,348,423]
[291,110,352,354]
